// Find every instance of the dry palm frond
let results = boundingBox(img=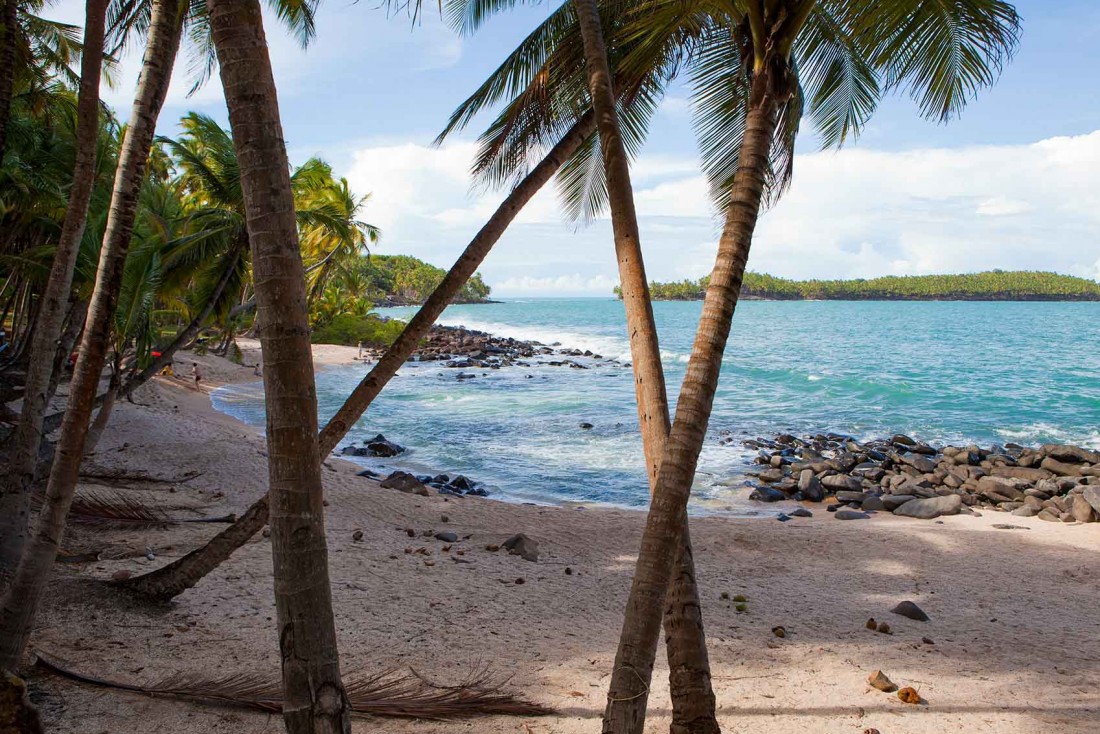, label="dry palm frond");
[79,466,204,484]
[34,651,553,719]
[34,490,234,529]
